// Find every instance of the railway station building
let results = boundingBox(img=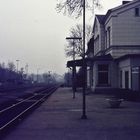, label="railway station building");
[67,0,140,92]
